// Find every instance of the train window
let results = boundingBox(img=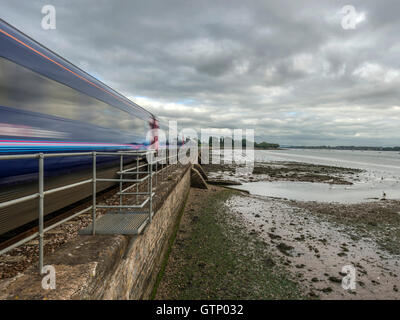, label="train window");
[0,57,147,137]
